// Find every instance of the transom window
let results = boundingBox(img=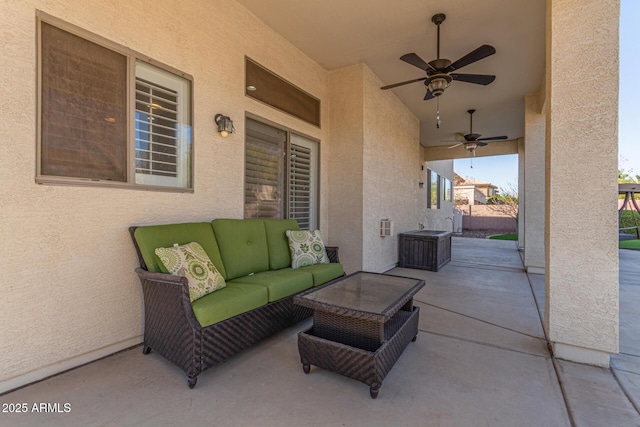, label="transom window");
[37,13,193,191]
